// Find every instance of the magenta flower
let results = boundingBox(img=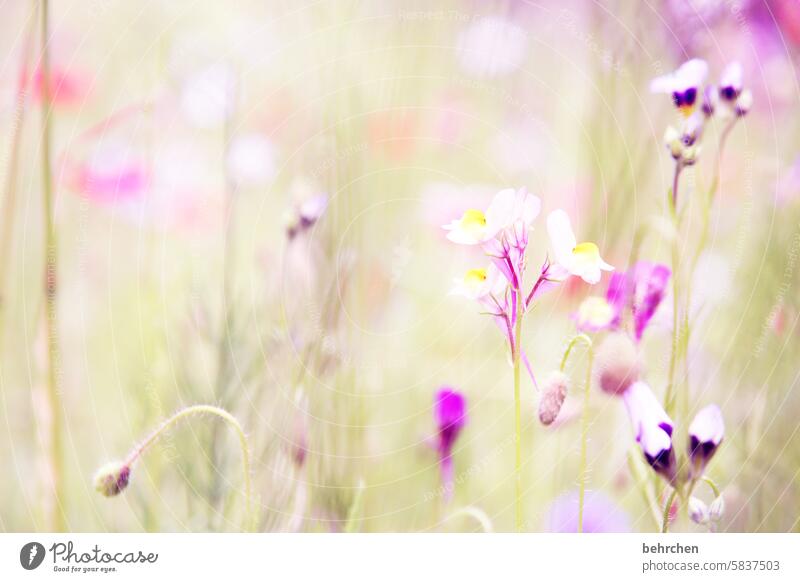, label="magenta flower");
[688,404,724,478]
[630,262,671,341]
[575,261,669,341]
[434,387,467,502]
[623,382,676,483]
